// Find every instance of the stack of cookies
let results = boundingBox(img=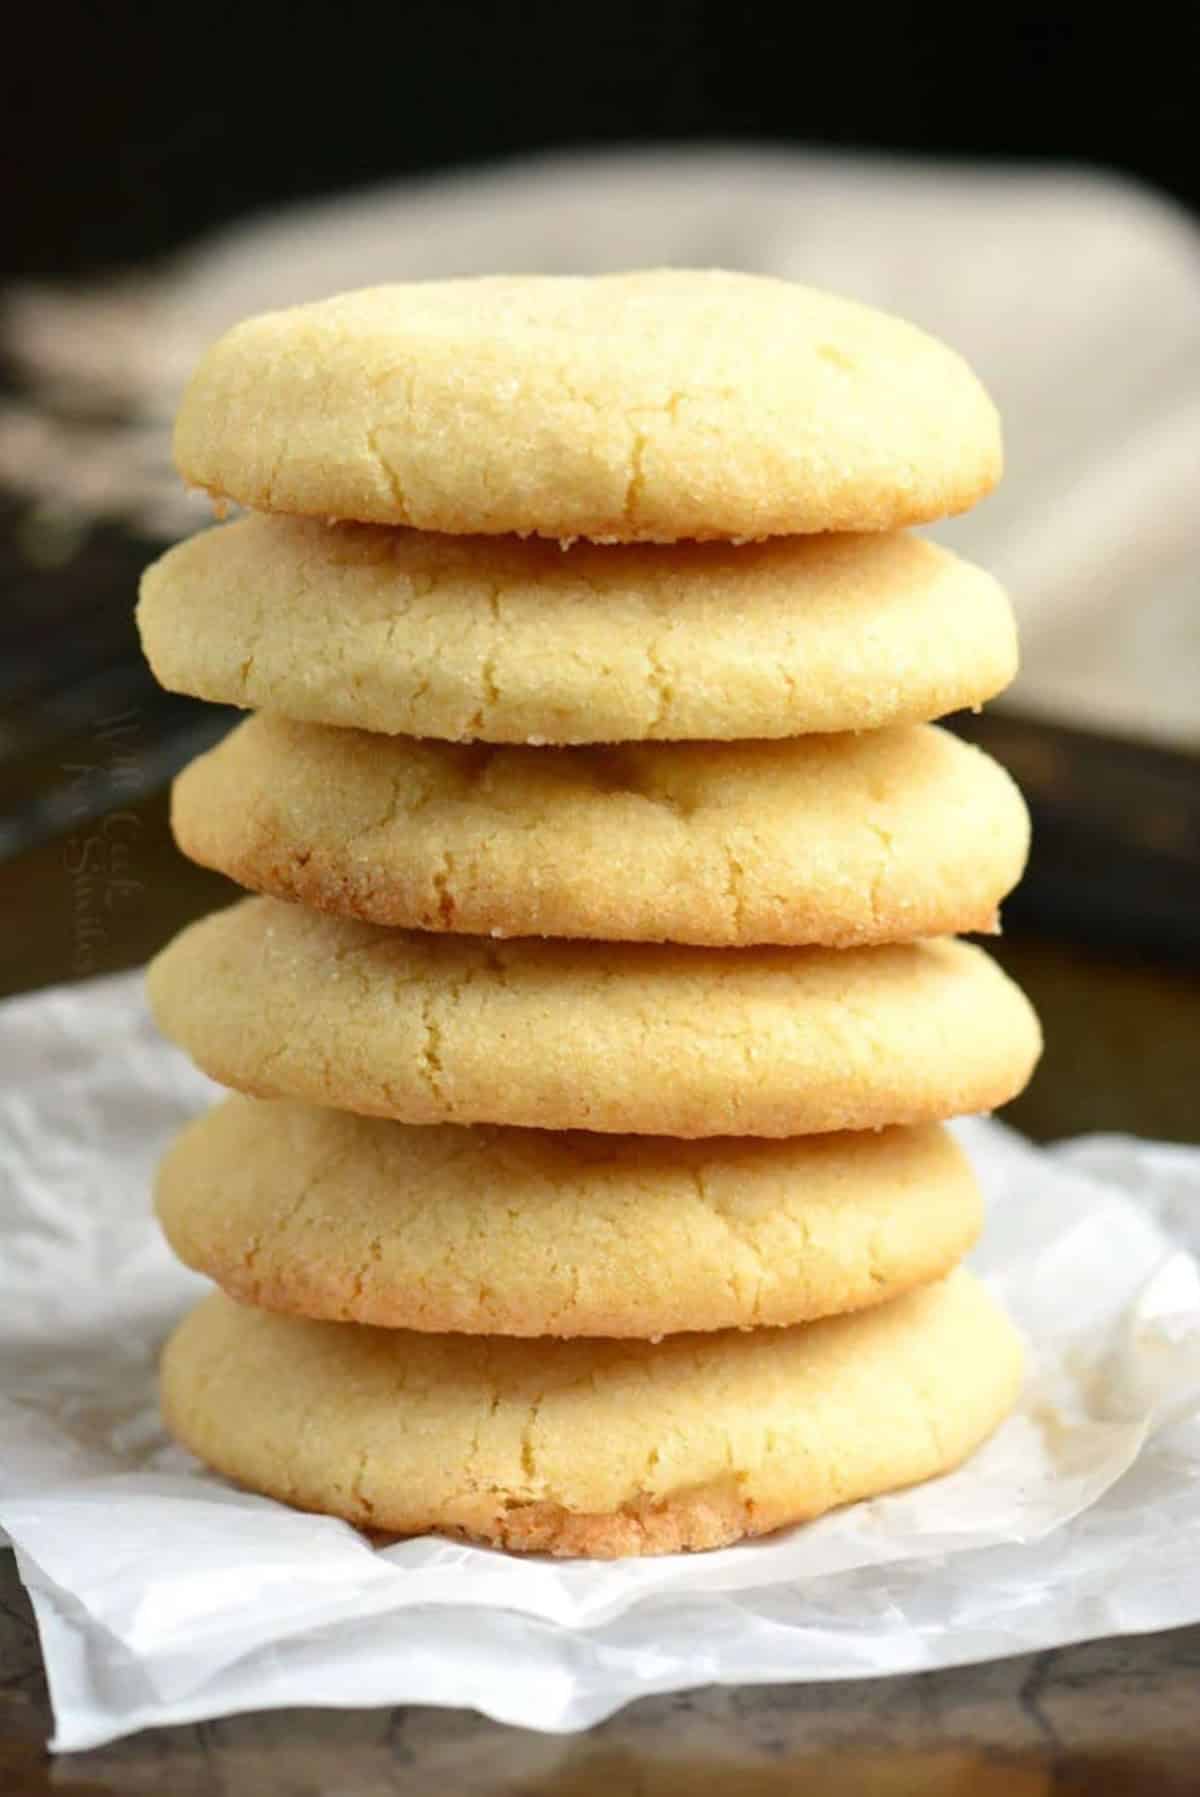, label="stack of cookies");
[138,272,1041,1558]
